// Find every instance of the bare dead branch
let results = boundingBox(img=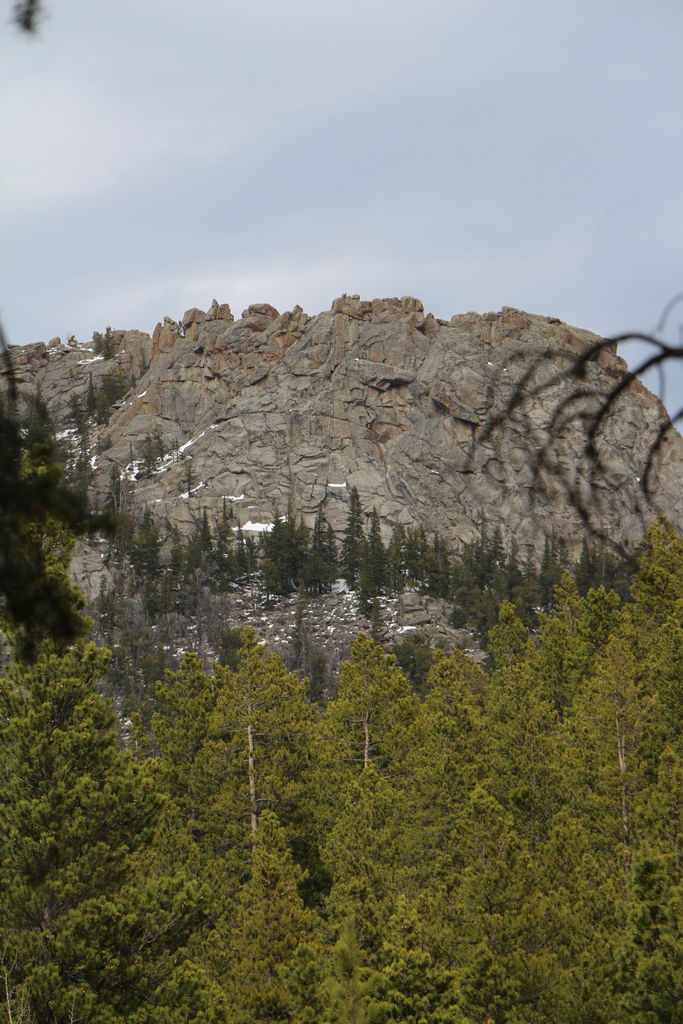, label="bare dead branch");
[474,302,683,552]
